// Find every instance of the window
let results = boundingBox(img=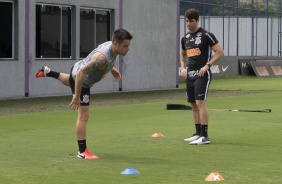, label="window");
[80,8,110,58]
[36,4,71,58]
[0,1,13,59]
[80,8,95,58]
[96,10,110,46]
